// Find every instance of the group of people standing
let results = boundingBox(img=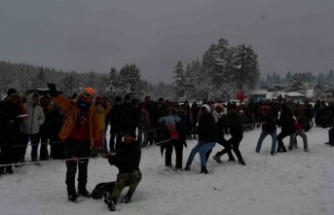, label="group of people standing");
[1,84,332,212]
[46,83,142,211]
[158,102,247,175]
[255,102,314,156]
[0,88,68,173]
